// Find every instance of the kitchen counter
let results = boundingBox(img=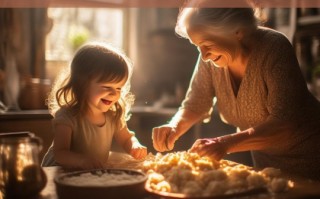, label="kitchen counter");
[0,106,179,159]
[0,106,177,120]
[0,106,252,166]
[0,109,53,120]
